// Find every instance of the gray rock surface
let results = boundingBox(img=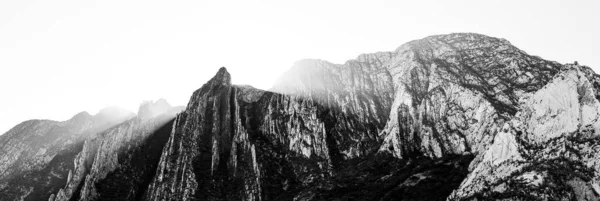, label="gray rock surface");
[2,33,599,201]
[52,100,182,201]
[448,66,600,200]
[0,107,134,201]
